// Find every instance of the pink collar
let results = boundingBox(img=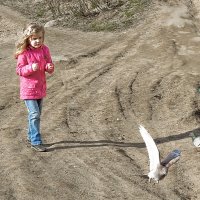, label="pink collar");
[28,44,44,50]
